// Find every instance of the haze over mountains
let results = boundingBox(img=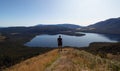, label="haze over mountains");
[35,24,82,29]
[0,24,82,35]
[85,17,120,34]
[0,17,120,34]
